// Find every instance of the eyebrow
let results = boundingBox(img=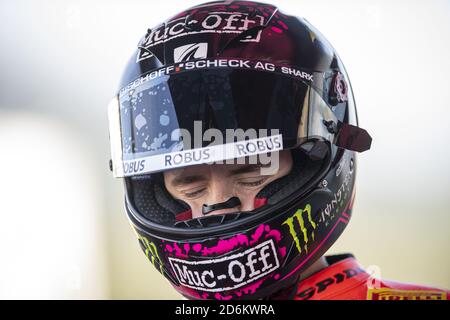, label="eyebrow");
[171,164,272,187]
[171,175,207,187]
[228,164,270,176]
